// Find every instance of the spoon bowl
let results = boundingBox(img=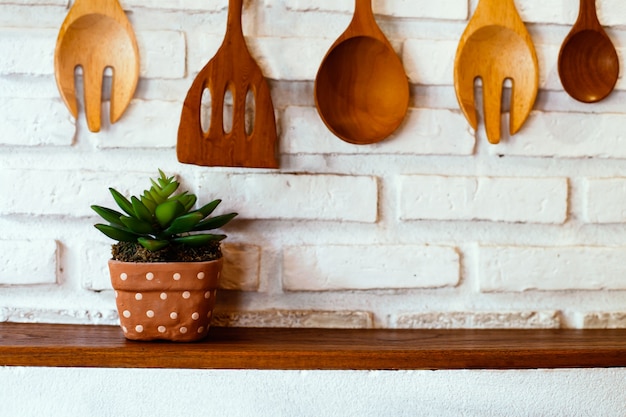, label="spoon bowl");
[314,0,409,145]
[558,0,619,103]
